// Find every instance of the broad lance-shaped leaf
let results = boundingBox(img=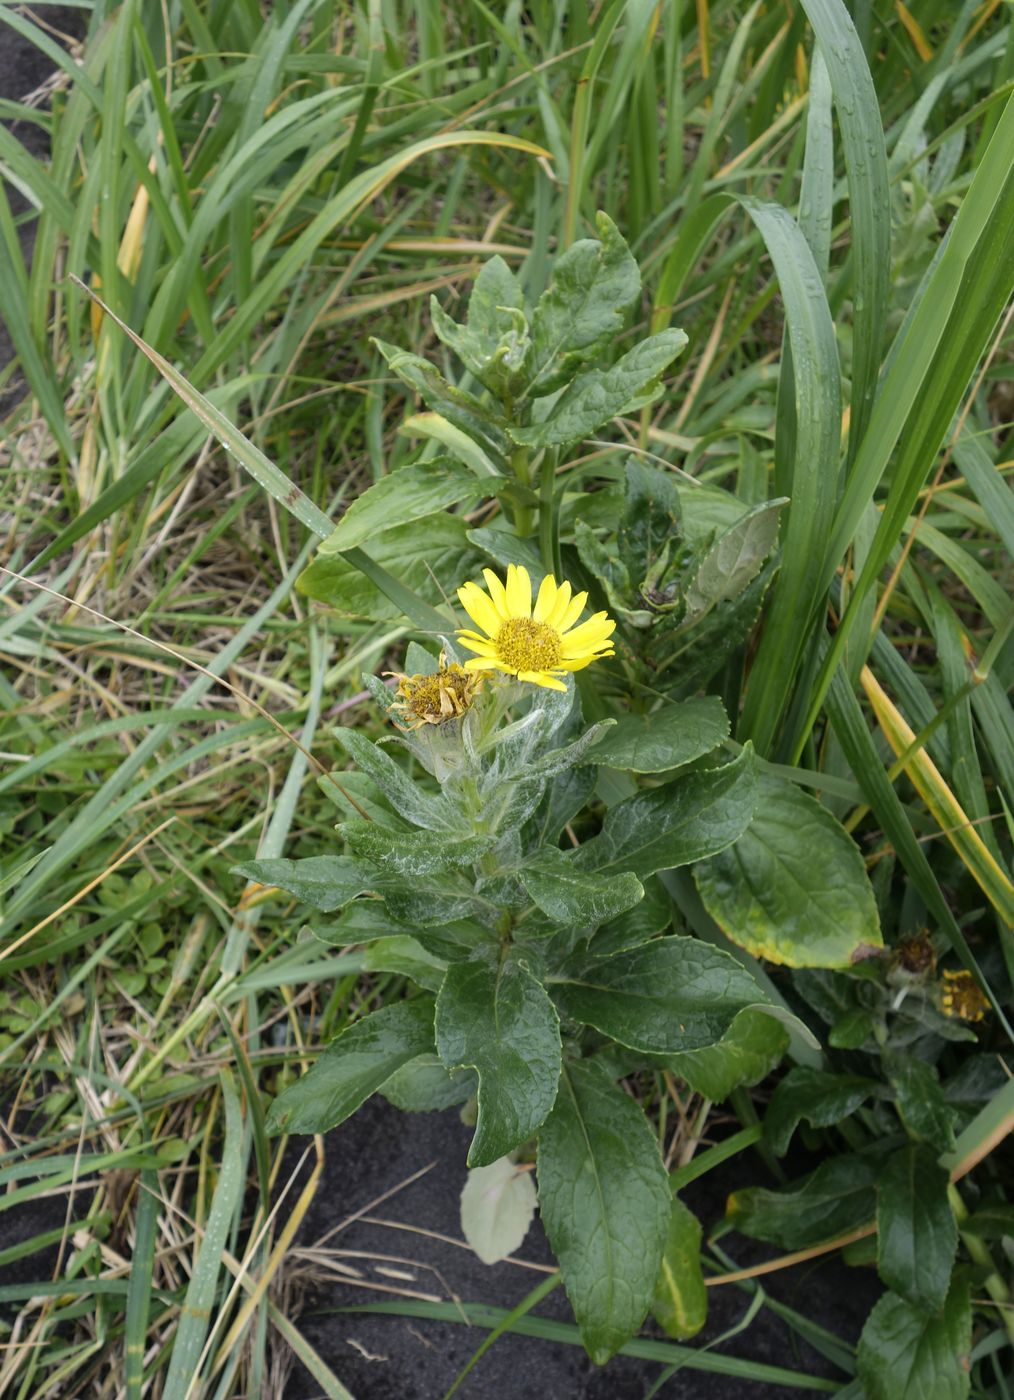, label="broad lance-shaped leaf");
[430,256,529,395]
[652,1198,707,1341]
[331,726,455,832]
[763,1066,880,1157]
[338,822,494,876]
[435,954,561,1167]
[519,848,643,927]
[380,1054,477,1113]
[727,1152,880,1250]
[511,330,688,449]
[588,697,729,774]
[537,1057,670,1364]
[524,211,640,397]
[857,1279,971,1400]
[317,458,492,555]
[265,999,435,1135]
[556,936,764,1053]
[876,1144,957,1313]
[659,1006,789,1102]
[694,772,883,967]
[885,1053,957,1150]
[298,512,483,624]
[233,855,371,912]
[619,457,682,586]
[683,497,787,620]
[372,339,511,459]
[575,745,757,879]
